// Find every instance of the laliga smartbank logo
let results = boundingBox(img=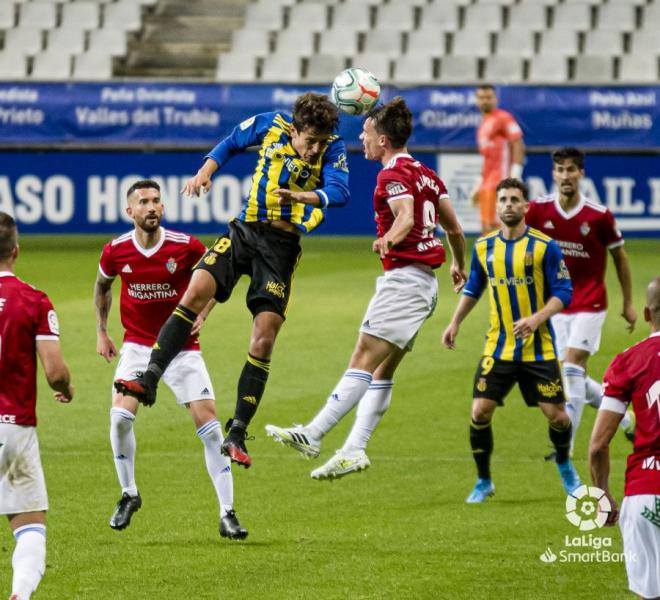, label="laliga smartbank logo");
[565,484,611,530]
[538,485,637,564]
